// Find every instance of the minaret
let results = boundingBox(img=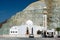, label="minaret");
[45,0,53,27]
[43,13,47,27]
[43,7,47,30]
